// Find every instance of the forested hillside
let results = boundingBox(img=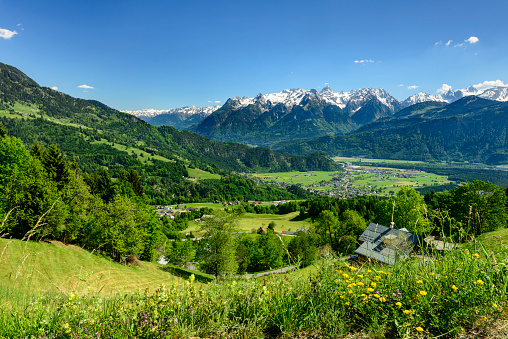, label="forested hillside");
[279,96,508,165]
[0,62,337,203]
